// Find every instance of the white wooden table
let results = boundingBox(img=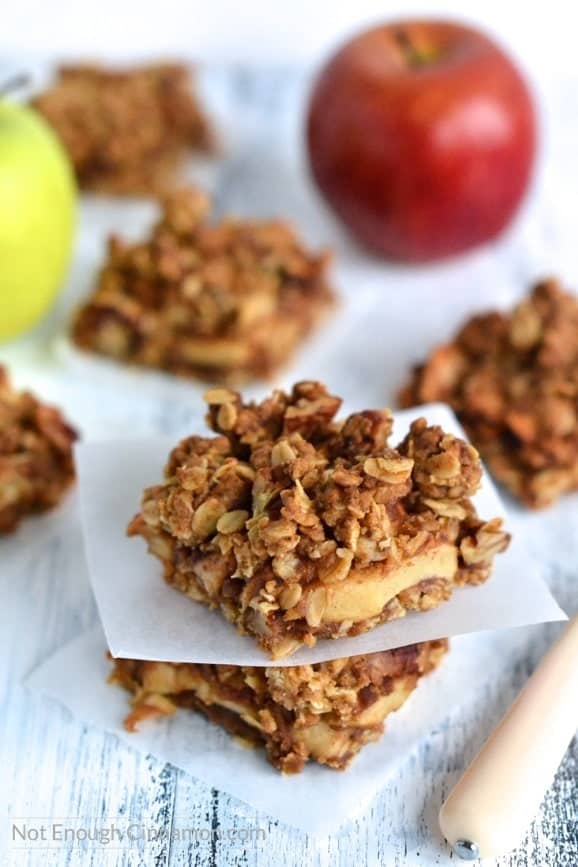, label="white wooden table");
[1,65,578,866]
